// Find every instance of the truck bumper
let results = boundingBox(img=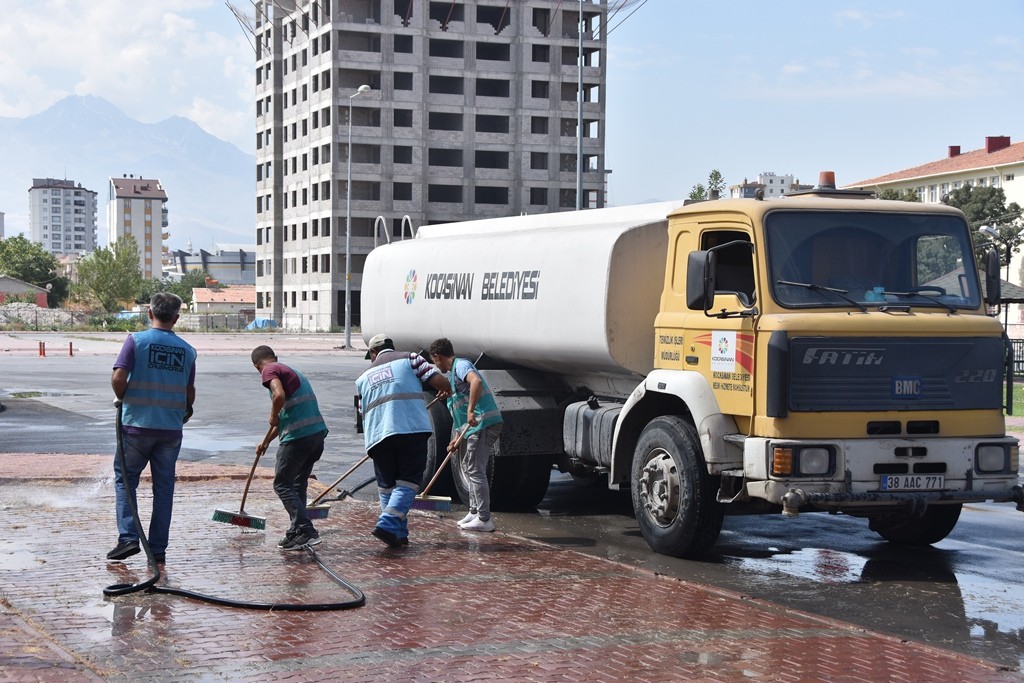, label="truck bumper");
[778,486,1024,516]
